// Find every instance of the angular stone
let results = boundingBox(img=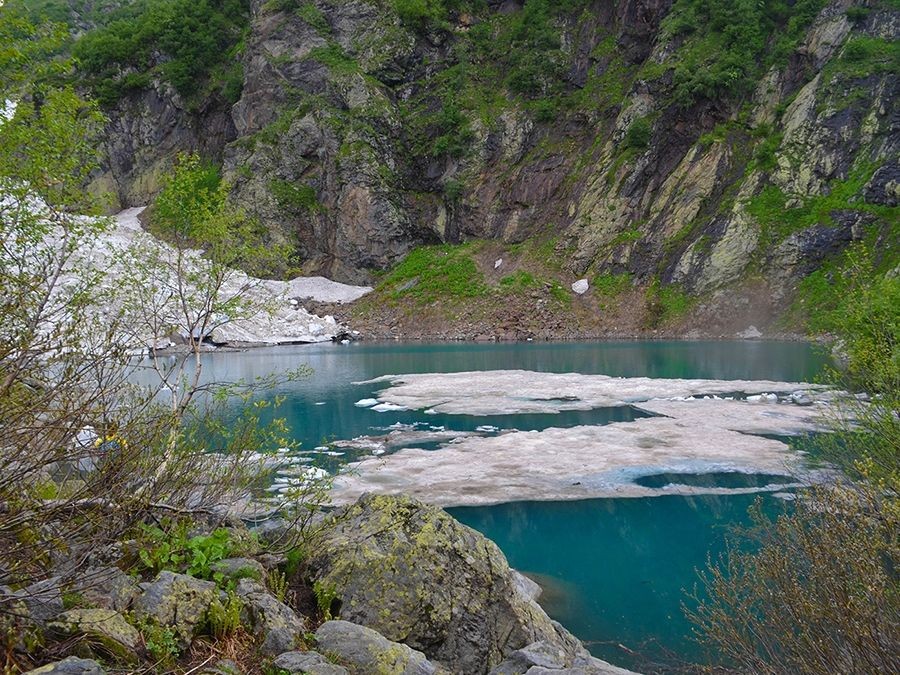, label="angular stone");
[571,279,589,294]
[314,621,440,675]
[23,657,105,675]
[235,578,305,656]
[14,577,63,623]
[273,650,349,675]
[197,659,244,675]
[133,571,219,646]
[490,641,569,674]
[76,567,140,612]
[48,609,140,663]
